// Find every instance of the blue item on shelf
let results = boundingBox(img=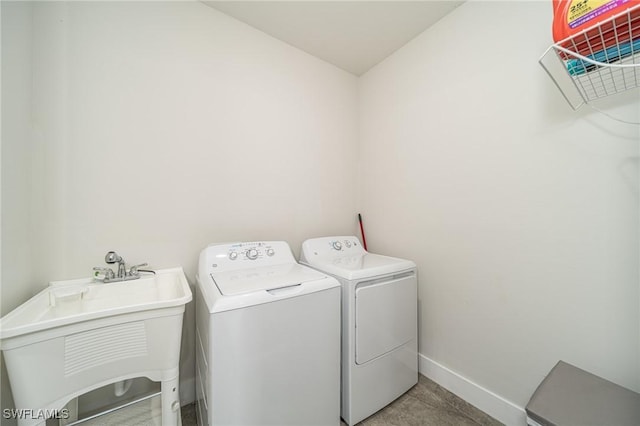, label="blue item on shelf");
[566,37,640,76]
